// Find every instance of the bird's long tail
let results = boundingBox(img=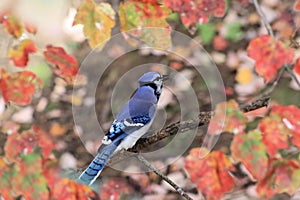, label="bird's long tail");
[78,144,117,185]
